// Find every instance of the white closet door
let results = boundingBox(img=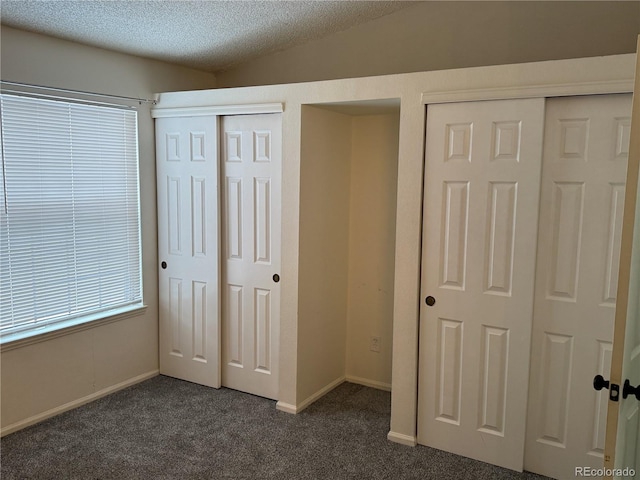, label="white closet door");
[525,94,632,479]
[156,116,220,387]
[220,114,281,400]
[418,98,545,471]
